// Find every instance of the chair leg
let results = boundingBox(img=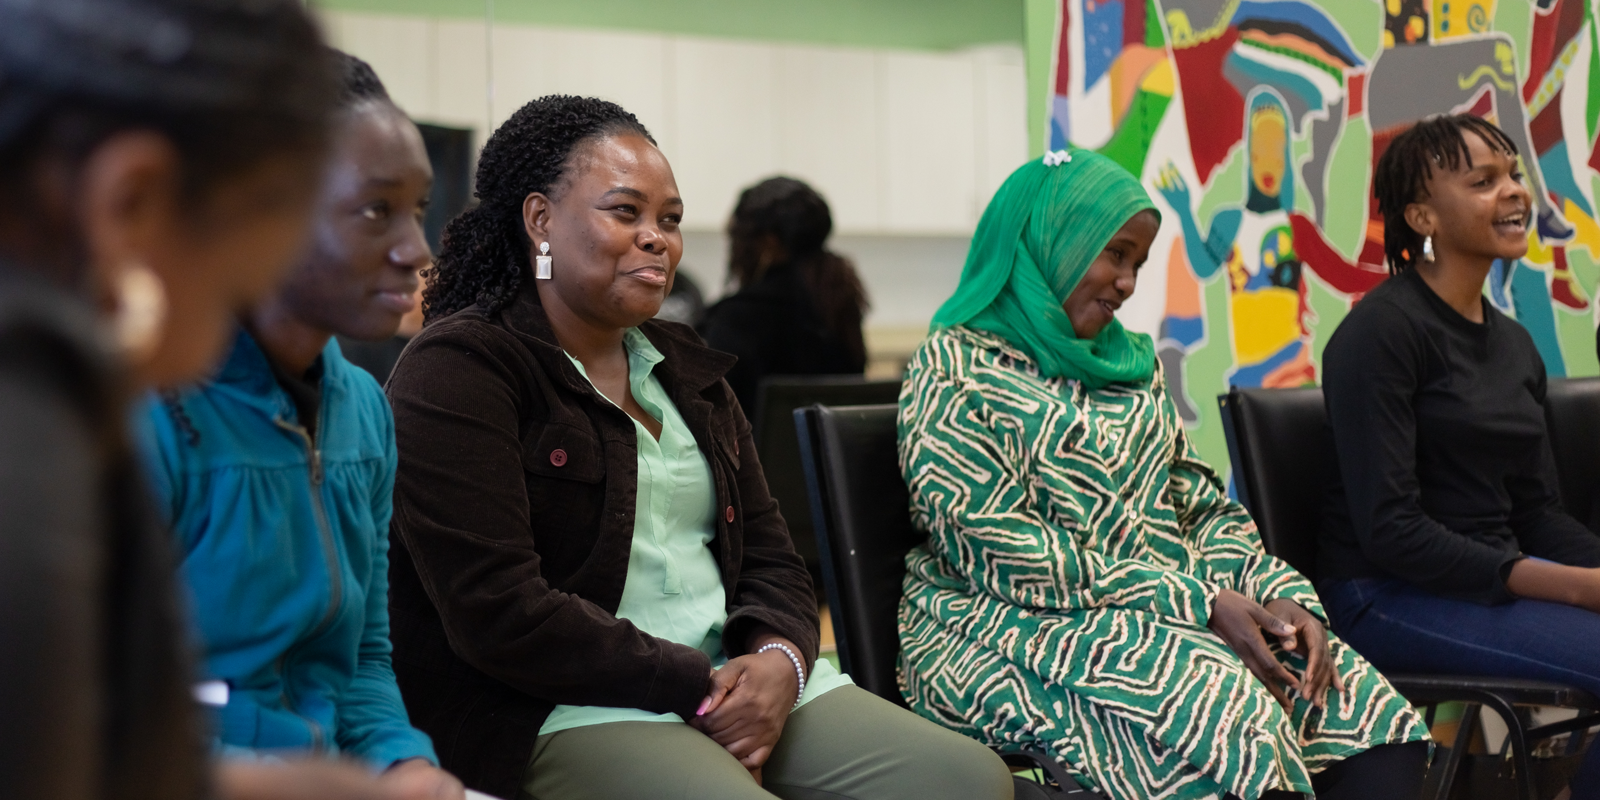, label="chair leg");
[1475,693,1538,800]
[1429,702,1481,800]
